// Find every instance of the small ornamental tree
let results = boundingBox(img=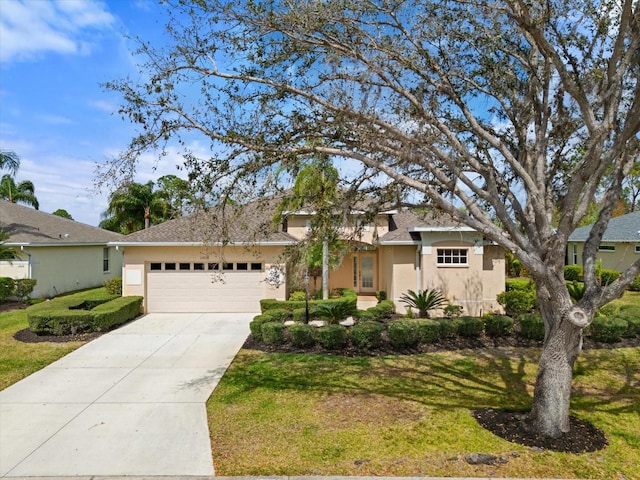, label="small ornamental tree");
[105,0,640,439]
